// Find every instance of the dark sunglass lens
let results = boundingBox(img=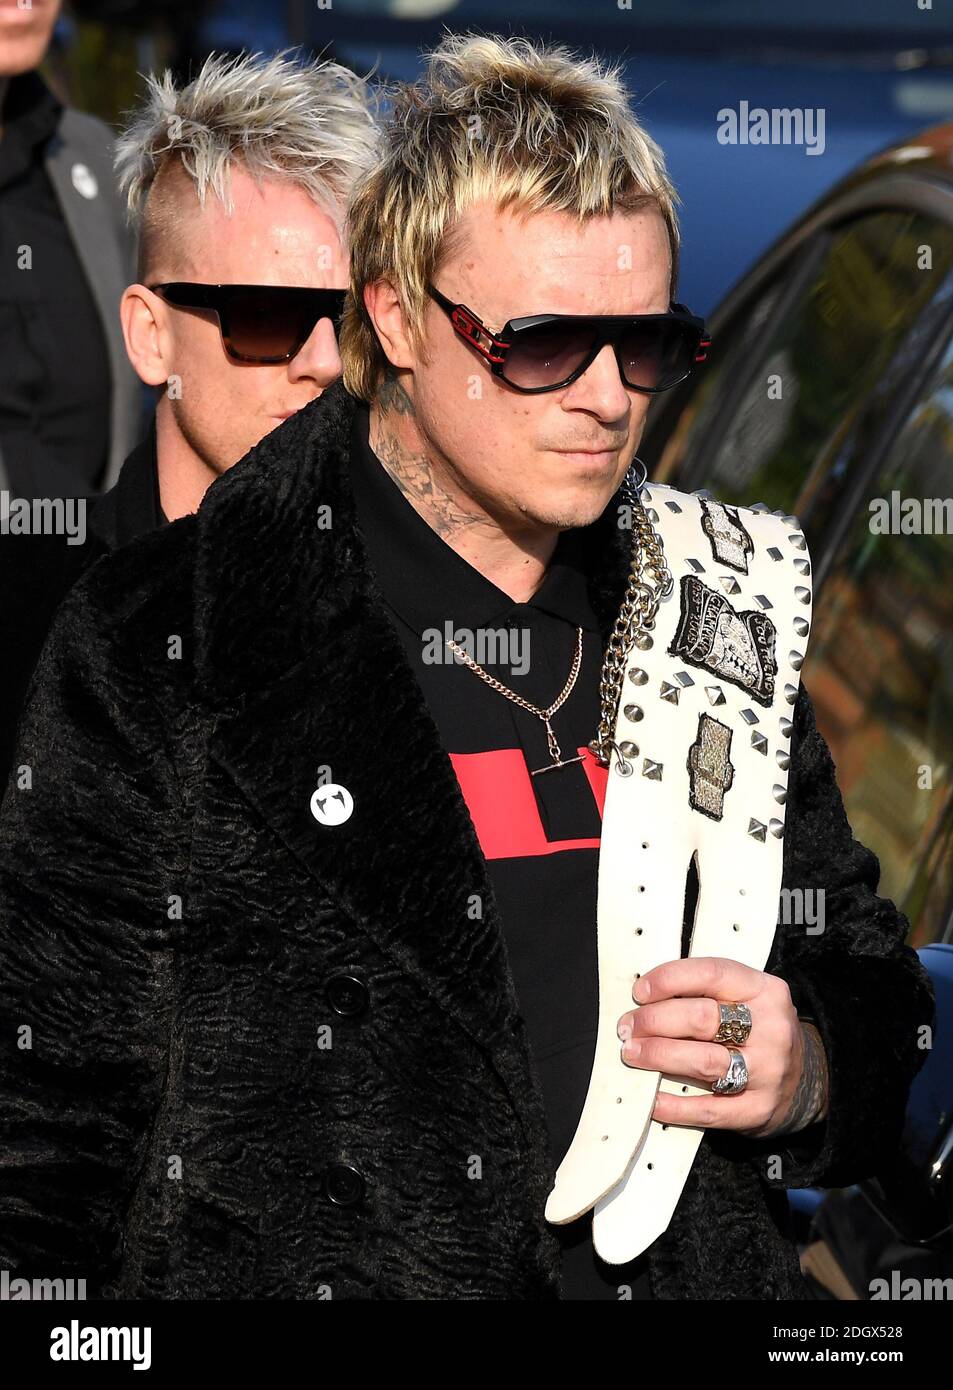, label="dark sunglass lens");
[226,289,346,360]
[619,321,695,391]
[503,322,598,389]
